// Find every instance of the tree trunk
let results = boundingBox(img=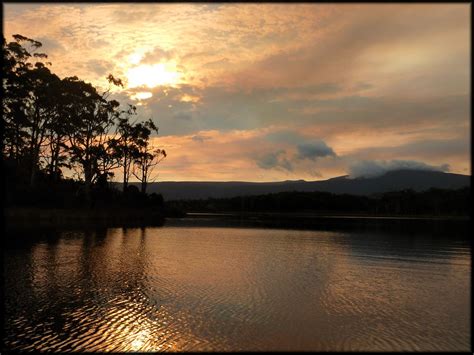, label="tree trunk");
[84,162,92,207]
[49,139,60,180]
[29,163,37,187]
[29,106,40,187]
[29,146,39,187]
[123,155,128,193]
[141,167,147,194]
